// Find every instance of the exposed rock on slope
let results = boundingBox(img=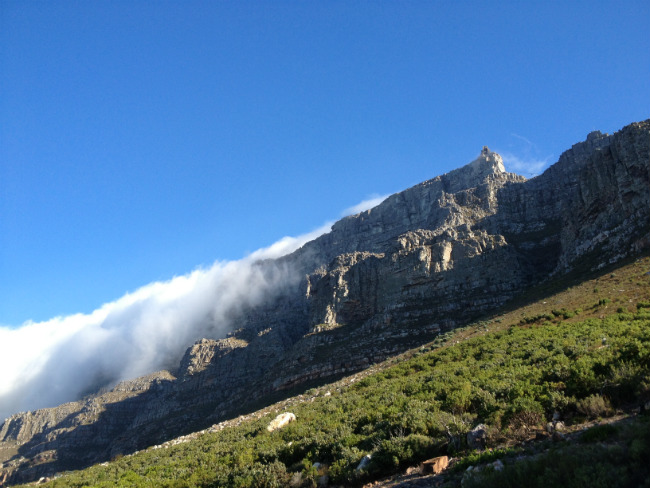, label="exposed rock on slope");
[1,120,649,485]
